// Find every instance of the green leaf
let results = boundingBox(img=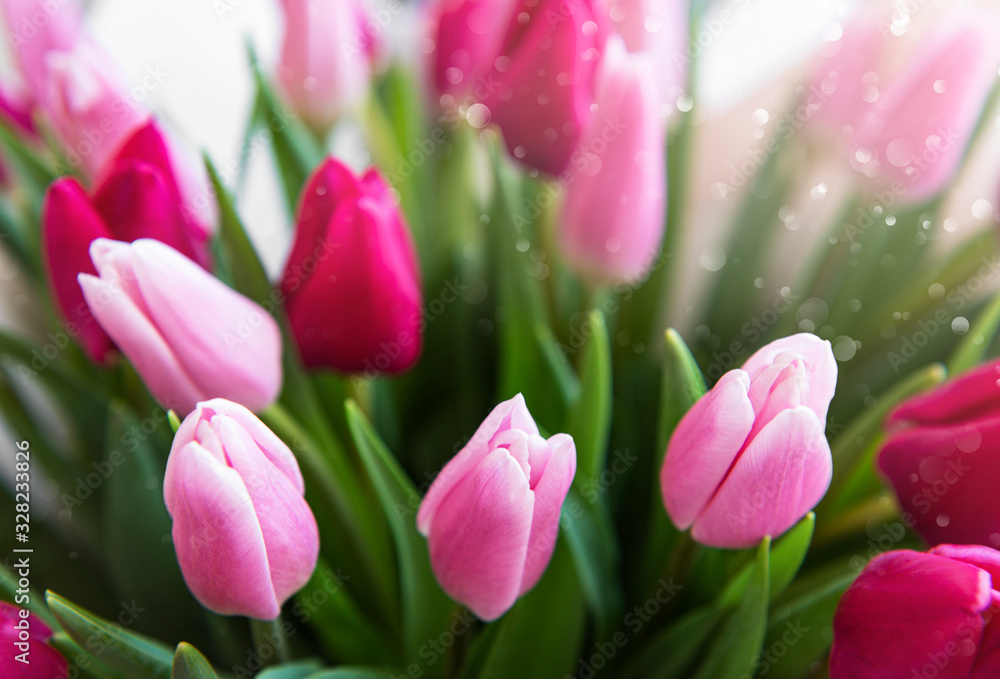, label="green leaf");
[0,563,57,629]
[171,643,218,679]
[168,410,182,433]
[657,329,707,456]
[50,632,118,679]
[257,661,324,679]
[468,543,585,679]
[47,591,174,679]
[692,538,771,679]
[204,154,274,305]
[560,488,623,639]
[306,670,399,679]
[565,310,612,483]
[294,557,390,665]
[717,513,814,607]
[345,401,453,676]
[534,324,581,409]
[949,288,1000,374]
[616,606,726,679]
